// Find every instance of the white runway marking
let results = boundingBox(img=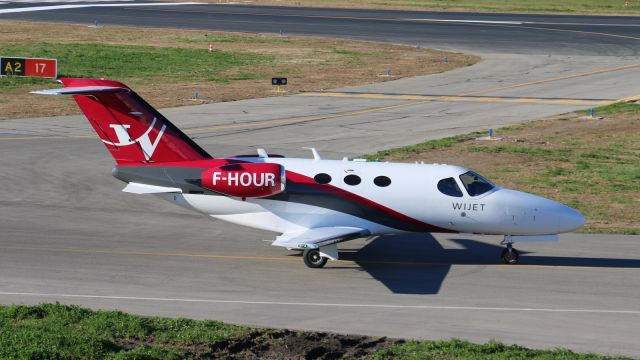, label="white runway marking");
[409,18,524,25]
[408,18,640,27]
[0,2,199,14]
[1,291,639,315]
